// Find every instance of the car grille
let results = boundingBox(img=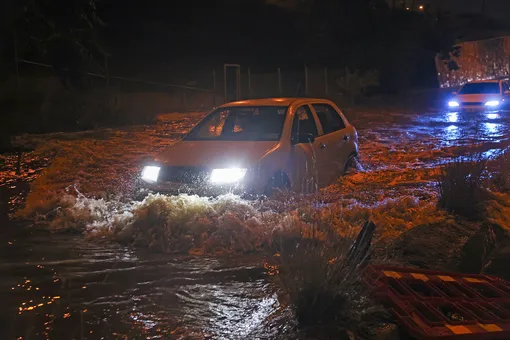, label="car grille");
[462,102,484,106]
[159,166,210,184]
